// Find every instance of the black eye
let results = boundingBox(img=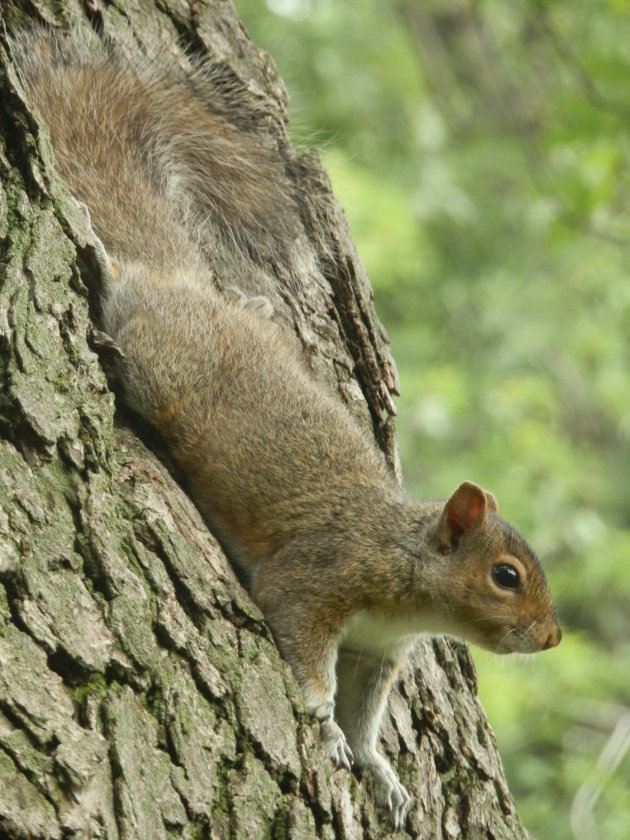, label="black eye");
[492,563,520,590]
